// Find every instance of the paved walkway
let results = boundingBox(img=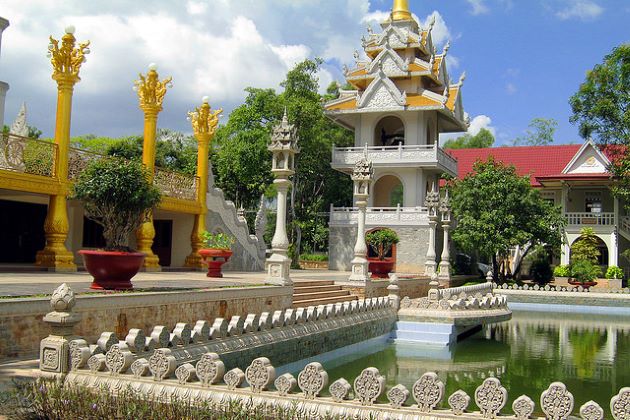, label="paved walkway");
[0,269,352,297]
